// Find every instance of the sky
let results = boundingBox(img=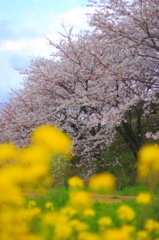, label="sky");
[0,0,90,102]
